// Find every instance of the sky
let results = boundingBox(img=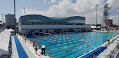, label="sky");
[0,0,119,24]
